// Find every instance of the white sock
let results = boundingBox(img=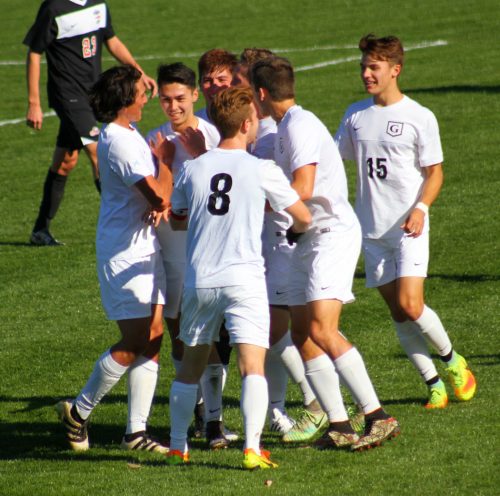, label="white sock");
[172,356,182,376]
[241,374,268,454]
[414,305,453,356]
[200,363,223,423]
[333,347,381,414]
[75,350,128,420]
[169,381,198,453]
[271,331,316,406]
[394,320,438,382]
[126,356,158,435]
[304,354,348,422]
[265,350,288,418]
[222,364,229,391]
